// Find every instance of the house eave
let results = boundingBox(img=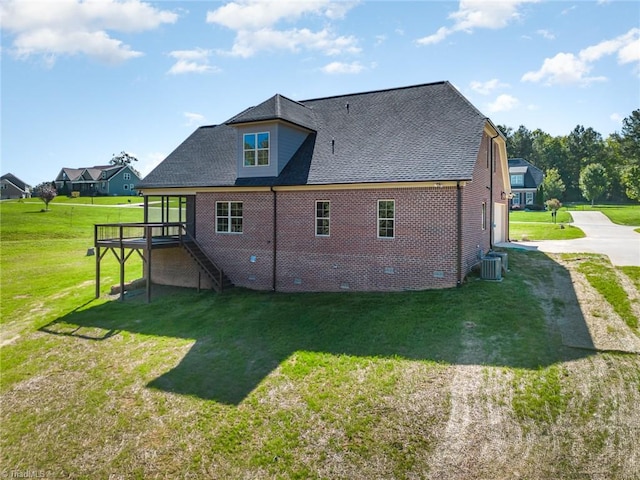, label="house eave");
[139,180,470,196]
